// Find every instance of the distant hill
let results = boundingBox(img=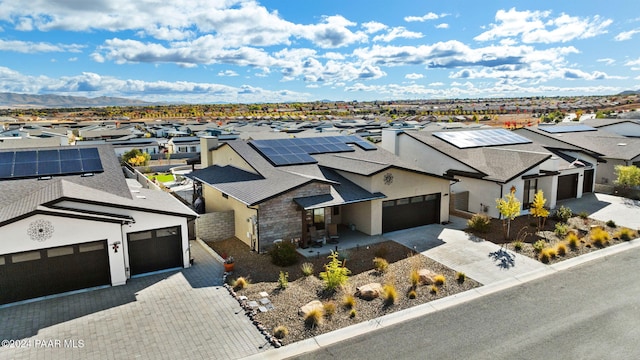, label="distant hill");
[0,92,155,108]
[618,89,640,96]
